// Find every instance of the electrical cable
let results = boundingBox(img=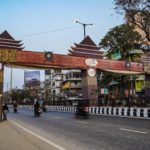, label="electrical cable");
[16,25,80,38]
